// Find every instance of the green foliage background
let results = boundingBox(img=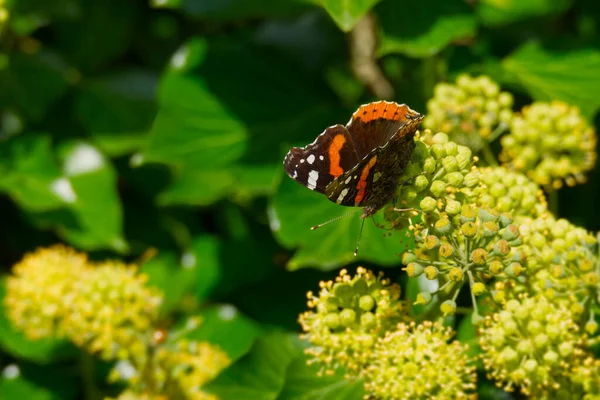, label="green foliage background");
[0,0,599,398]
